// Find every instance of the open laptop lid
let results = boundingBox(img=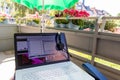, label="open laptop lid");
[14,33,70,70]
